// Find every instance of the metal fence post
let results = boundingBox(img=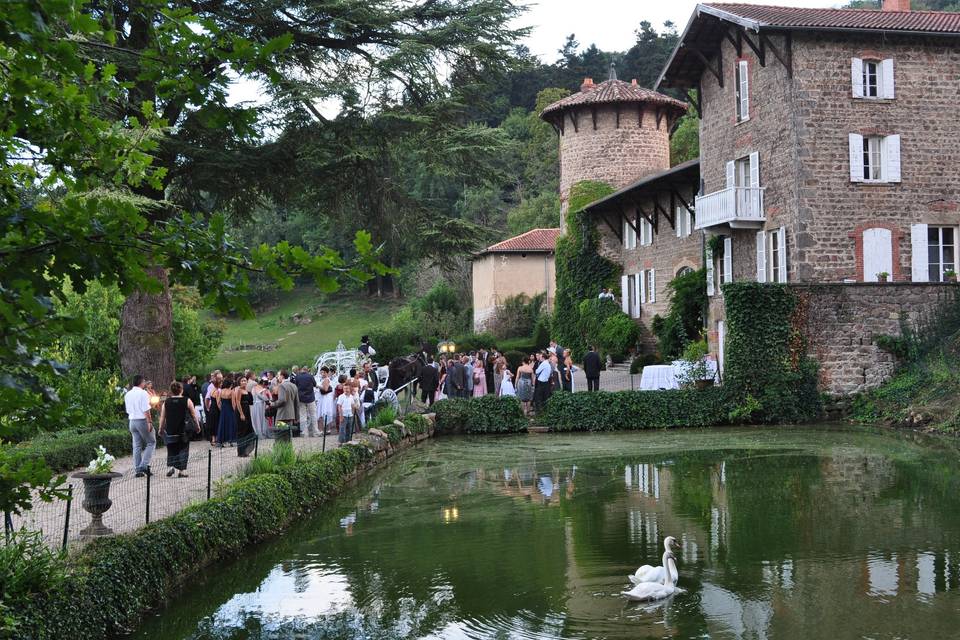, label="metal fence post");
[322,418,327,453]
[254,436,259,459]
[631,374,635,391]
[145,467,151,525]
[62,484,74,551]
[206,449,212,500]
